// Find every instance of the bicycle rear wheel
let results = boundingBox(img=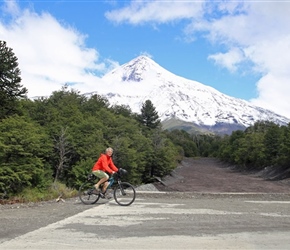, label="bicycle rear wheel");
[113,182,136,206]
[78,181,100,205]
